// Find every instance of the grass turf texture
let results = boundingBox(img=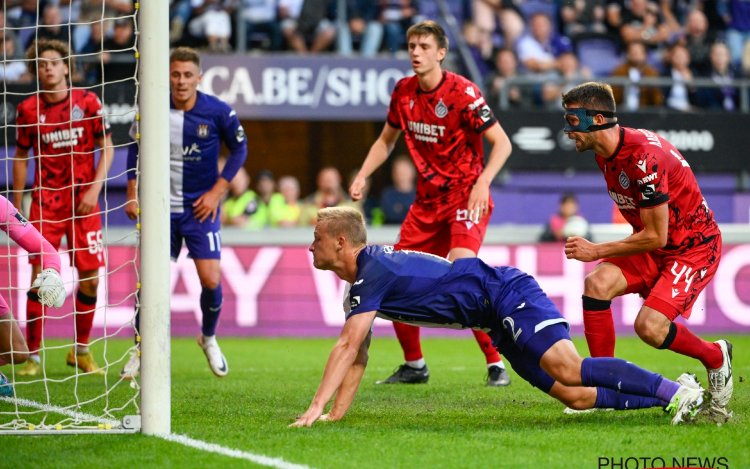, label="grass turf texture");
[1,335,747,468]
